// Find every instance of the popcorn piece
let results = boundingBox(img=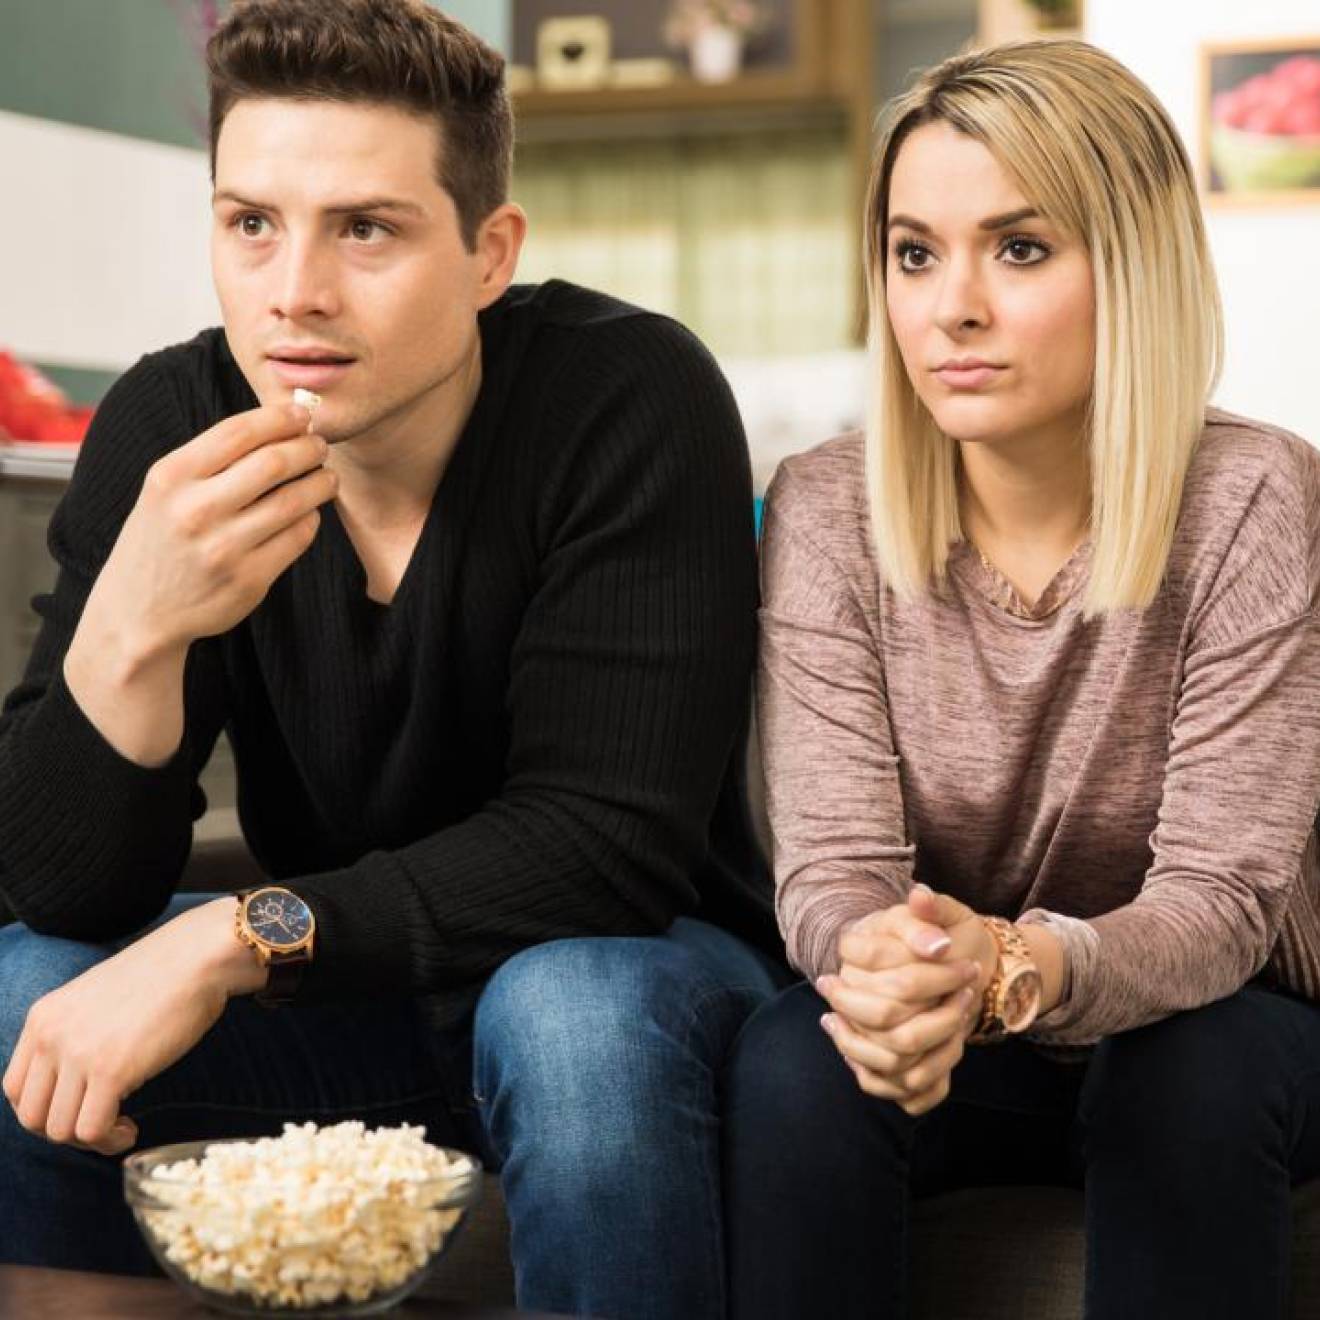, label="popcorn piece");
[291,387,321,434]
[137,1121,472,1311]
